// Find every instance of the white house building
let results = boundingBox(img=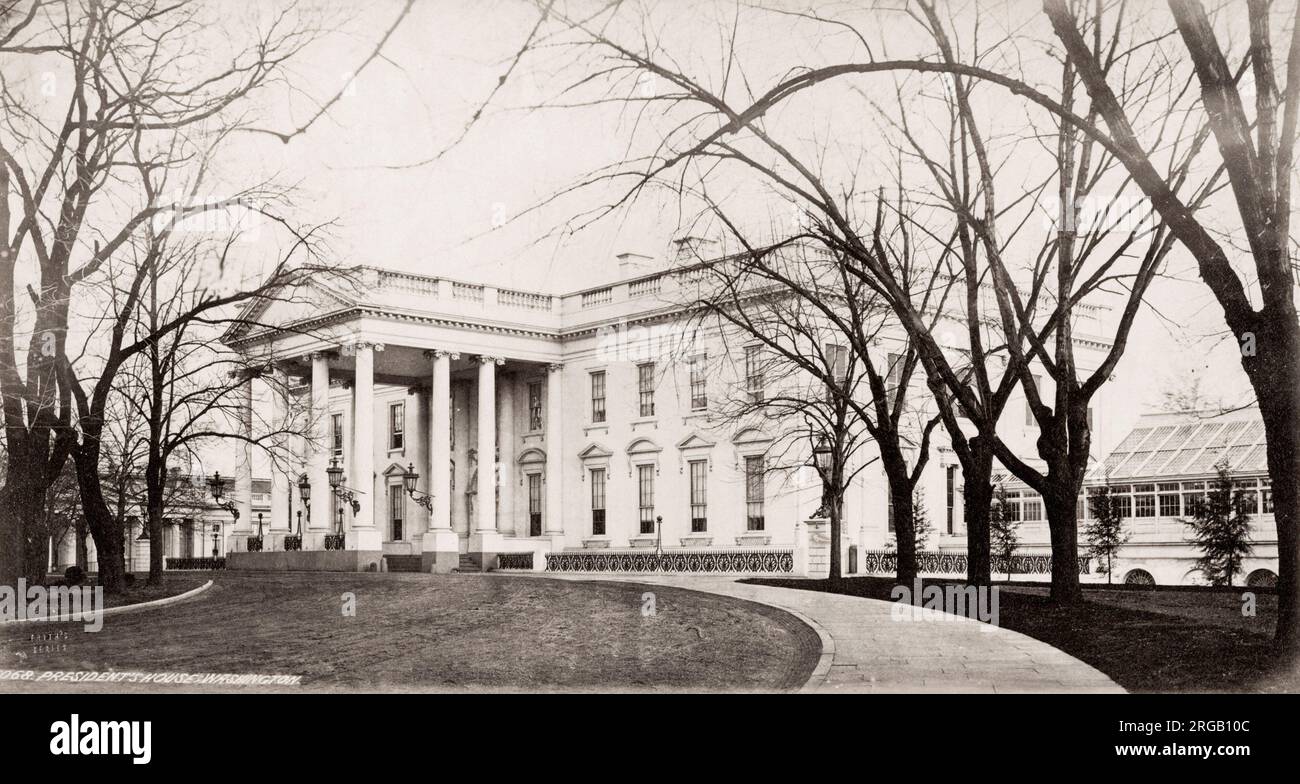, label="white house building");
[218,246,1118,577]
